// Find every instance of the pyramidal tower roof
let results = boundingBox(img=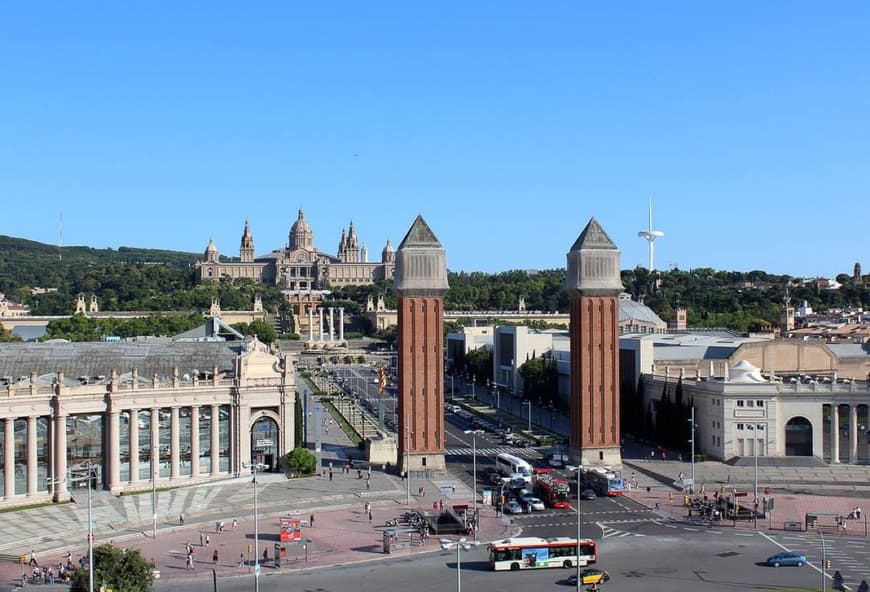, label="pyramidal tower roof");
[570,217,618,252]
[398,215,443,249]
[566,217,623,295]
[393,215,449,296]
